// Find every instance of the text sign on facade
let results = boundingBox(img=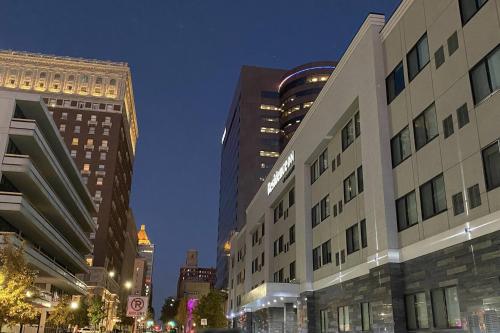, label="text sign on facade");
[126,296,149,317]
[267,151,295,195]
